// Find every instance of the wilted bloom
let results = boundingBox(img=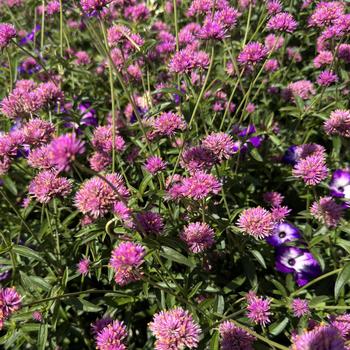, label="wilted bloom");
[144,156,167,174]
[238,42,268,66]
[202,132,235,162]
[137,211,164,235]
[291,325,345,350]
[110,242,145,286]
[152,112,187,137]
[275,246,321,286]
[28,170,72,203]
[0,23,16,49]
[181,171,221,200]
[180,222,215,253]
[149,307,201,350]
[77,257,90,276]
[266,222,302,246]
[267,12,297,33]
[219,321,255,350]
[246,294,271,326]
[329,169,350,199]
[317,70,338,86]
[237,207,276,239]
[75,173,129,219]
[48,133,85,171]
[324,110,350,137]
[291,298,310,317]
[310,196,343,227]
[95,320,128,350]
[293,154,328,186]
